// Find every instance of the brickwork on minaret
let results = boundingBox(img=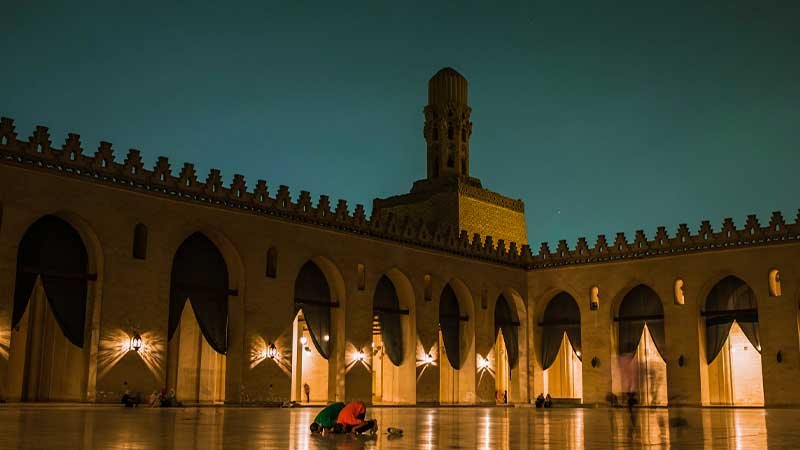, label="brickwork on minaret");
[374,67,528,245]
